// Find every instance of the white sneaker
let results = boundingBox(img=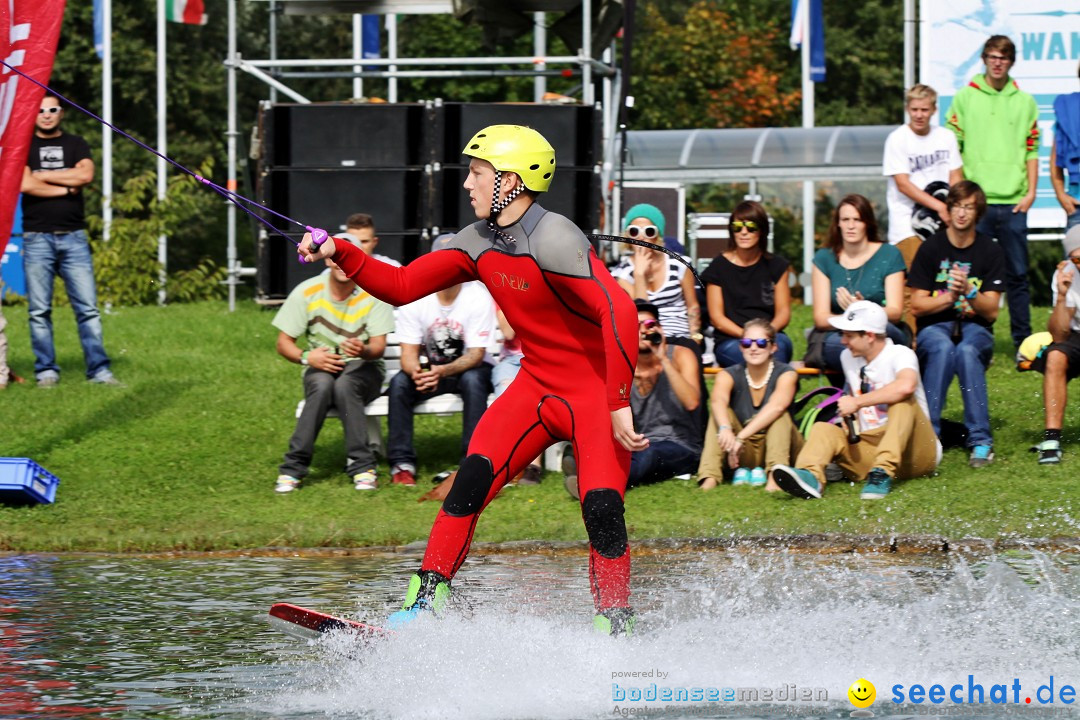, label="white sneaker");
[353,470,377,491]
[275,474,300,493]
